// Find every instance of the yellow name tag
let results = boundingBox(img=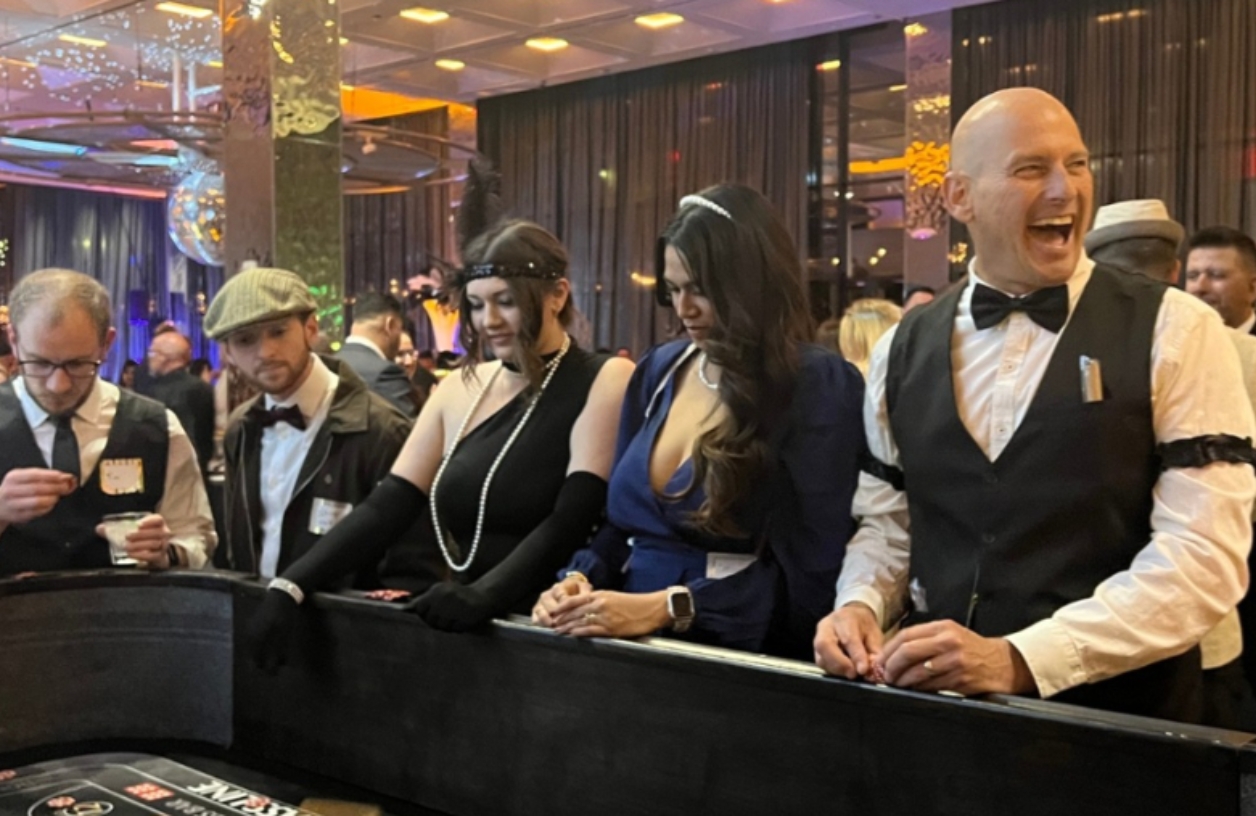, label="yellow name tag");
[100,458,145,495]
